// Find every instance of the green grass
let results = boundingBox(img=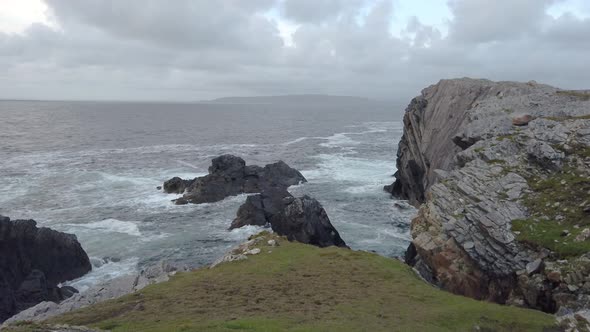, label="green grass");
[487,159,507,165]
[496,134,517,142]
[513,219,590,257]
[556,90,590,101]
[512,168,590,257]
[9,234,557,332]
